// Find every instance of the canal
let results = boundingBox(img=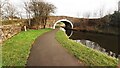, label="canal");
[65,29,119,58]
